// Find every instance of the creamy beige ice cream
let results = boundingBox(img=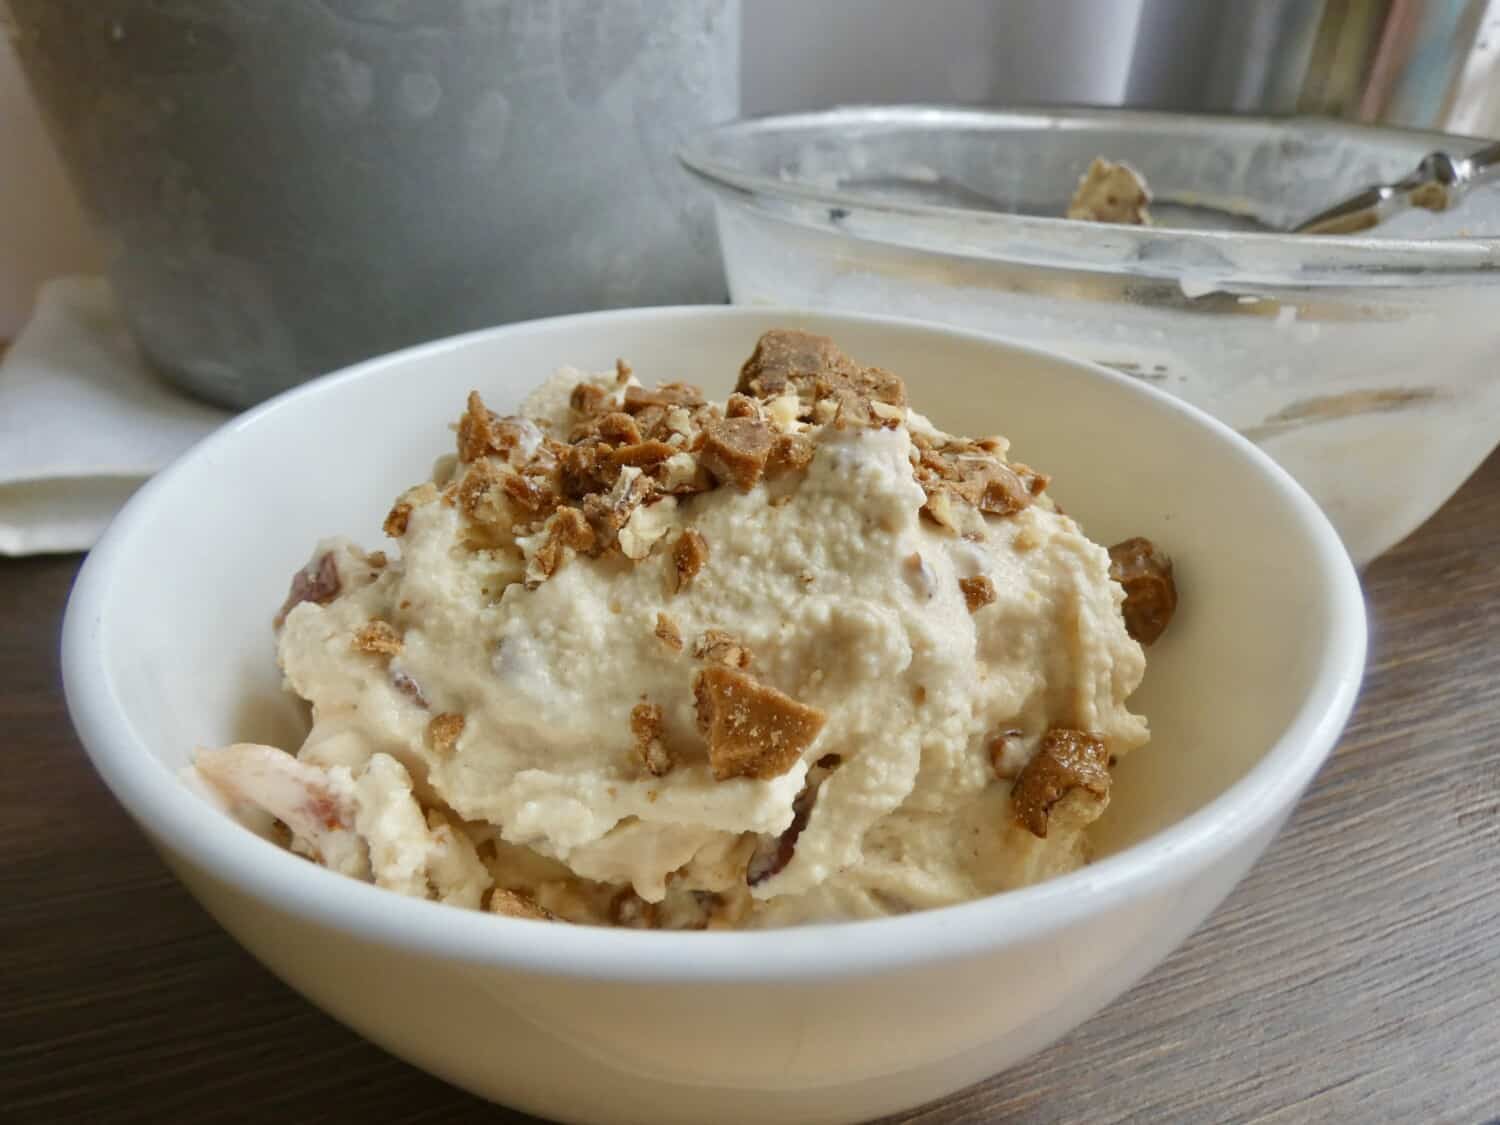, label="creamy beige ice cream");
[195,331,1168,928]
